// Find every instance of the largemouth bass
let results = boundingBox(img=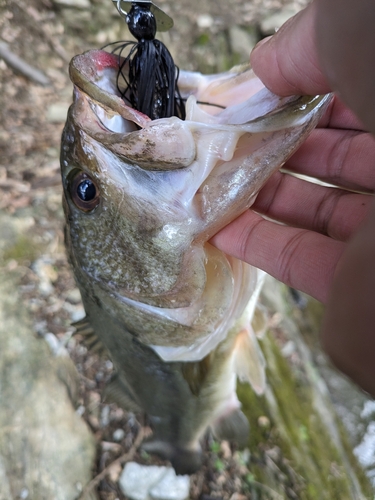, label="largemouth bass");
[60,49,330,474]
